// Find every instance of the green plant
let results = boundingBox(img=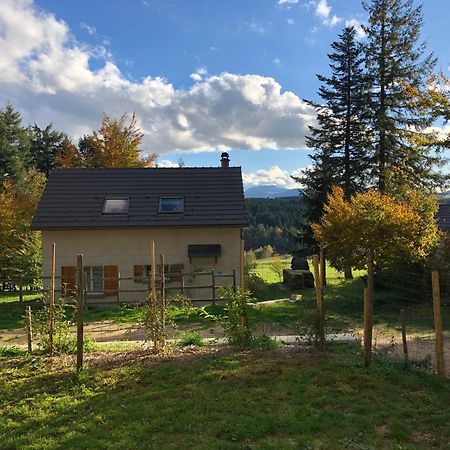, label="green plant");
[249,334,280,349]
[31,299,75,353]
[0,346,28,357]
[177,331,206,347]
[143,294,193,352]
[201,287,255,348]
[268,254,285,282]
